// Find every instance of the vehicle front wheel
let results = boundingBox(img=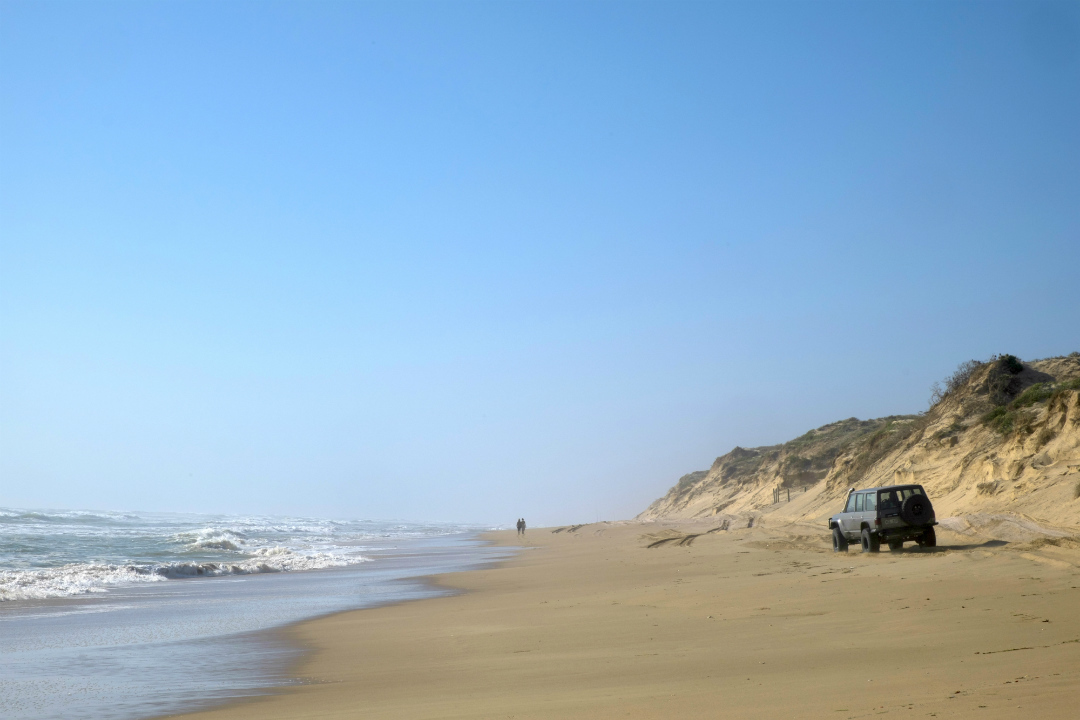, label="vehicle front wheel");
[860,528,880,553]
[832,526,848,553]
[888,540,903,552]
[917,527,937,548]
